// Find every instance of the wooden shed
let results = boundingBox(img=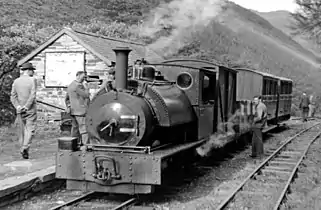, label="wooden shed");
[17,27,162,121]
